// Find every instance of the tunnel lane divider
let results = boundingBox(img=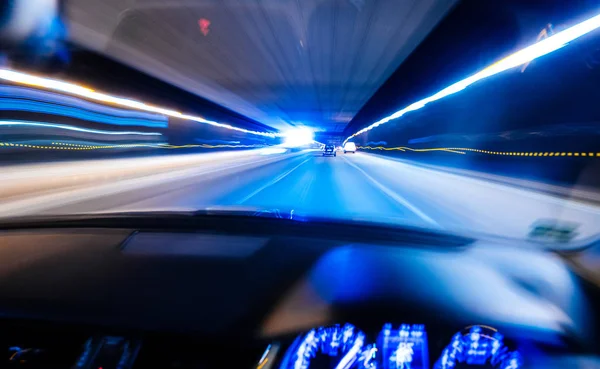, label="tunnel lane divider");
[357,146,600,157]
